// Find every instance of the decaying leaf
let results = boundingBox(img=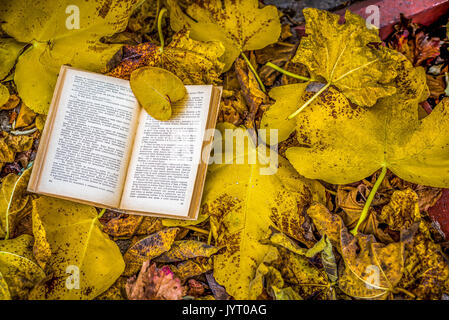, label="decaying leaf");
[102,214,163,238]
[0,131,33,171]
[0,0,139,114]
[170,257,213,282]
[109,29,225,84]
[0,234,45,299]
[168,0,281,70]
[0,83,9,107]
[0,168,31,239]
[130,67,186,120]
[292,8,397,107]
[202,125,314,299]
[126,261,185,300]
[123,227,179,276]
[29,197,125,299]
[15,104,36,129]
[380,189,421,231]
[154,240,219,263]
